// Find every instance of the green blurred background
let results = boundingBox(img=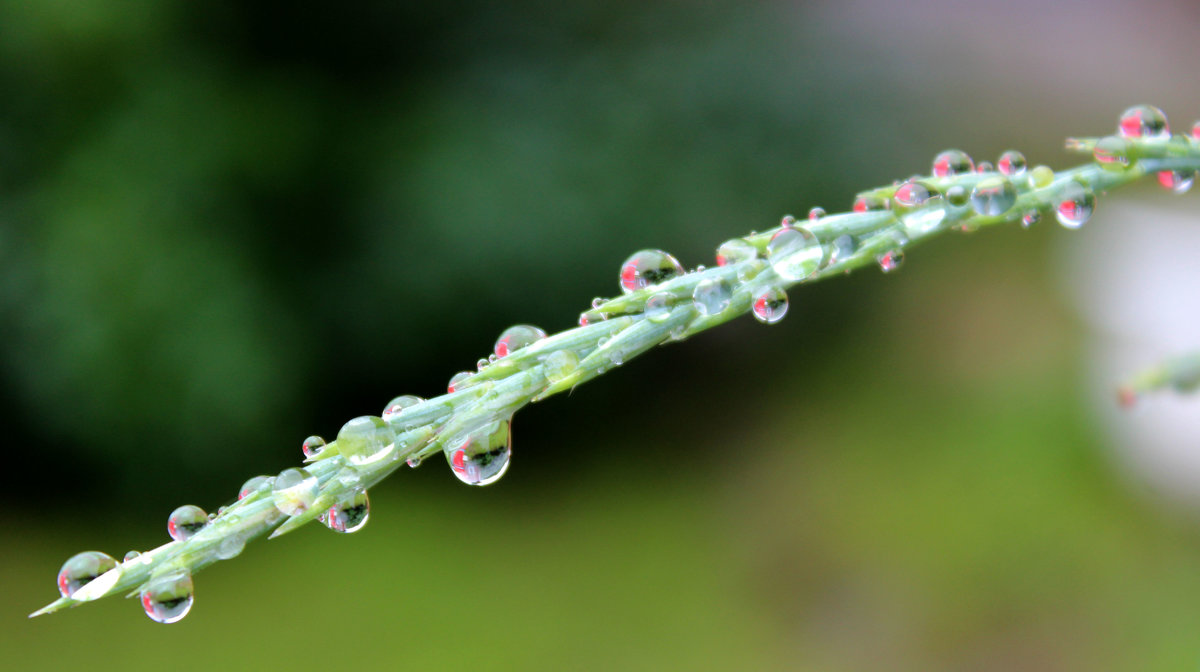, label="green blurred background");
[4,1,1200,670]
